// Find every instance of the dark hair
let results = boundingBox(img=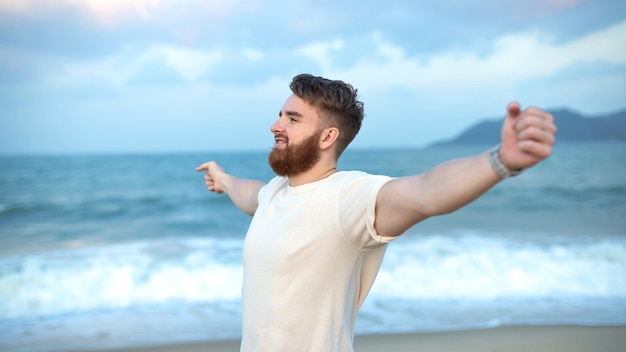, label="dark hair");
[289,73,364,158]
